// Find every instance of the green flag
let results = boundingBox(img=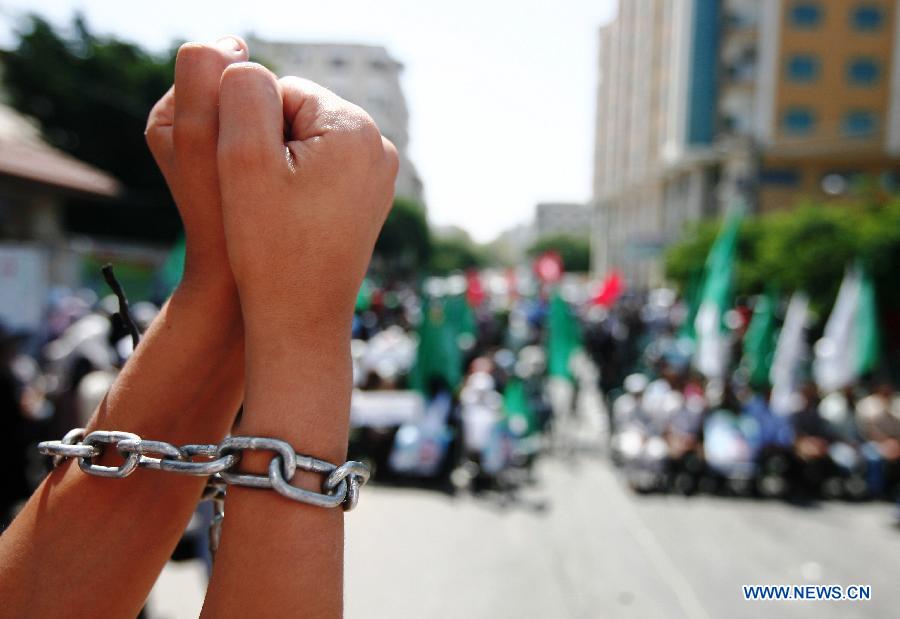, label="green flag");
[355,278,373,312]
[694,208,742,378]
[742,291,778,388]
[814,264,881,391]
[409,296,463,394]
[444,293,477,338]
[679,268,703,344]
[856,266,880,376]
[503,377,537,437]
[547,291,581,381]
[157,235,186,297]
